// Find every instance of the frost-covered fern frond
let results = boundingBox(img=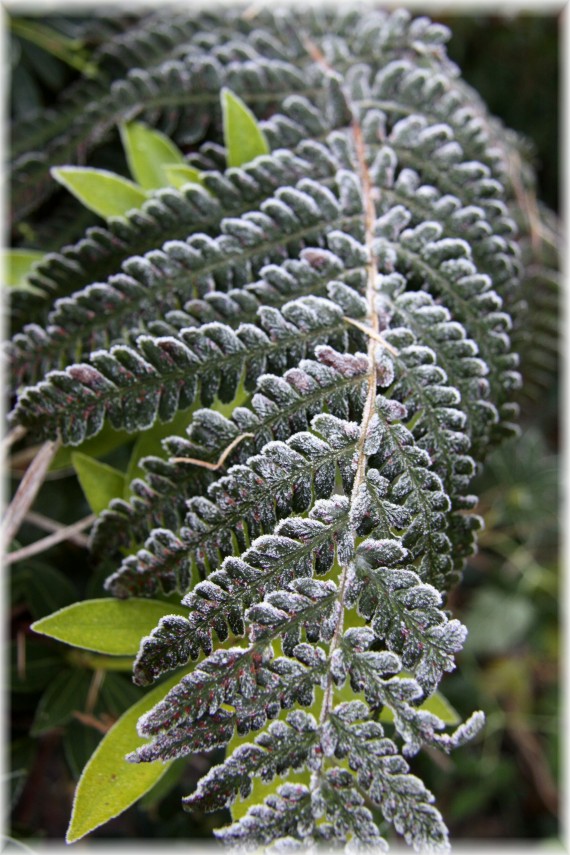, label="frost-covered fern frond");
[9,6,551,851]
